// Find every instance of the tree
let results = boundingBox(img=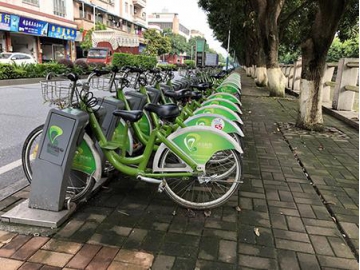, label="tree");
[296,0,351,130]
[80,22,107,51]
[143,29,171,56]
